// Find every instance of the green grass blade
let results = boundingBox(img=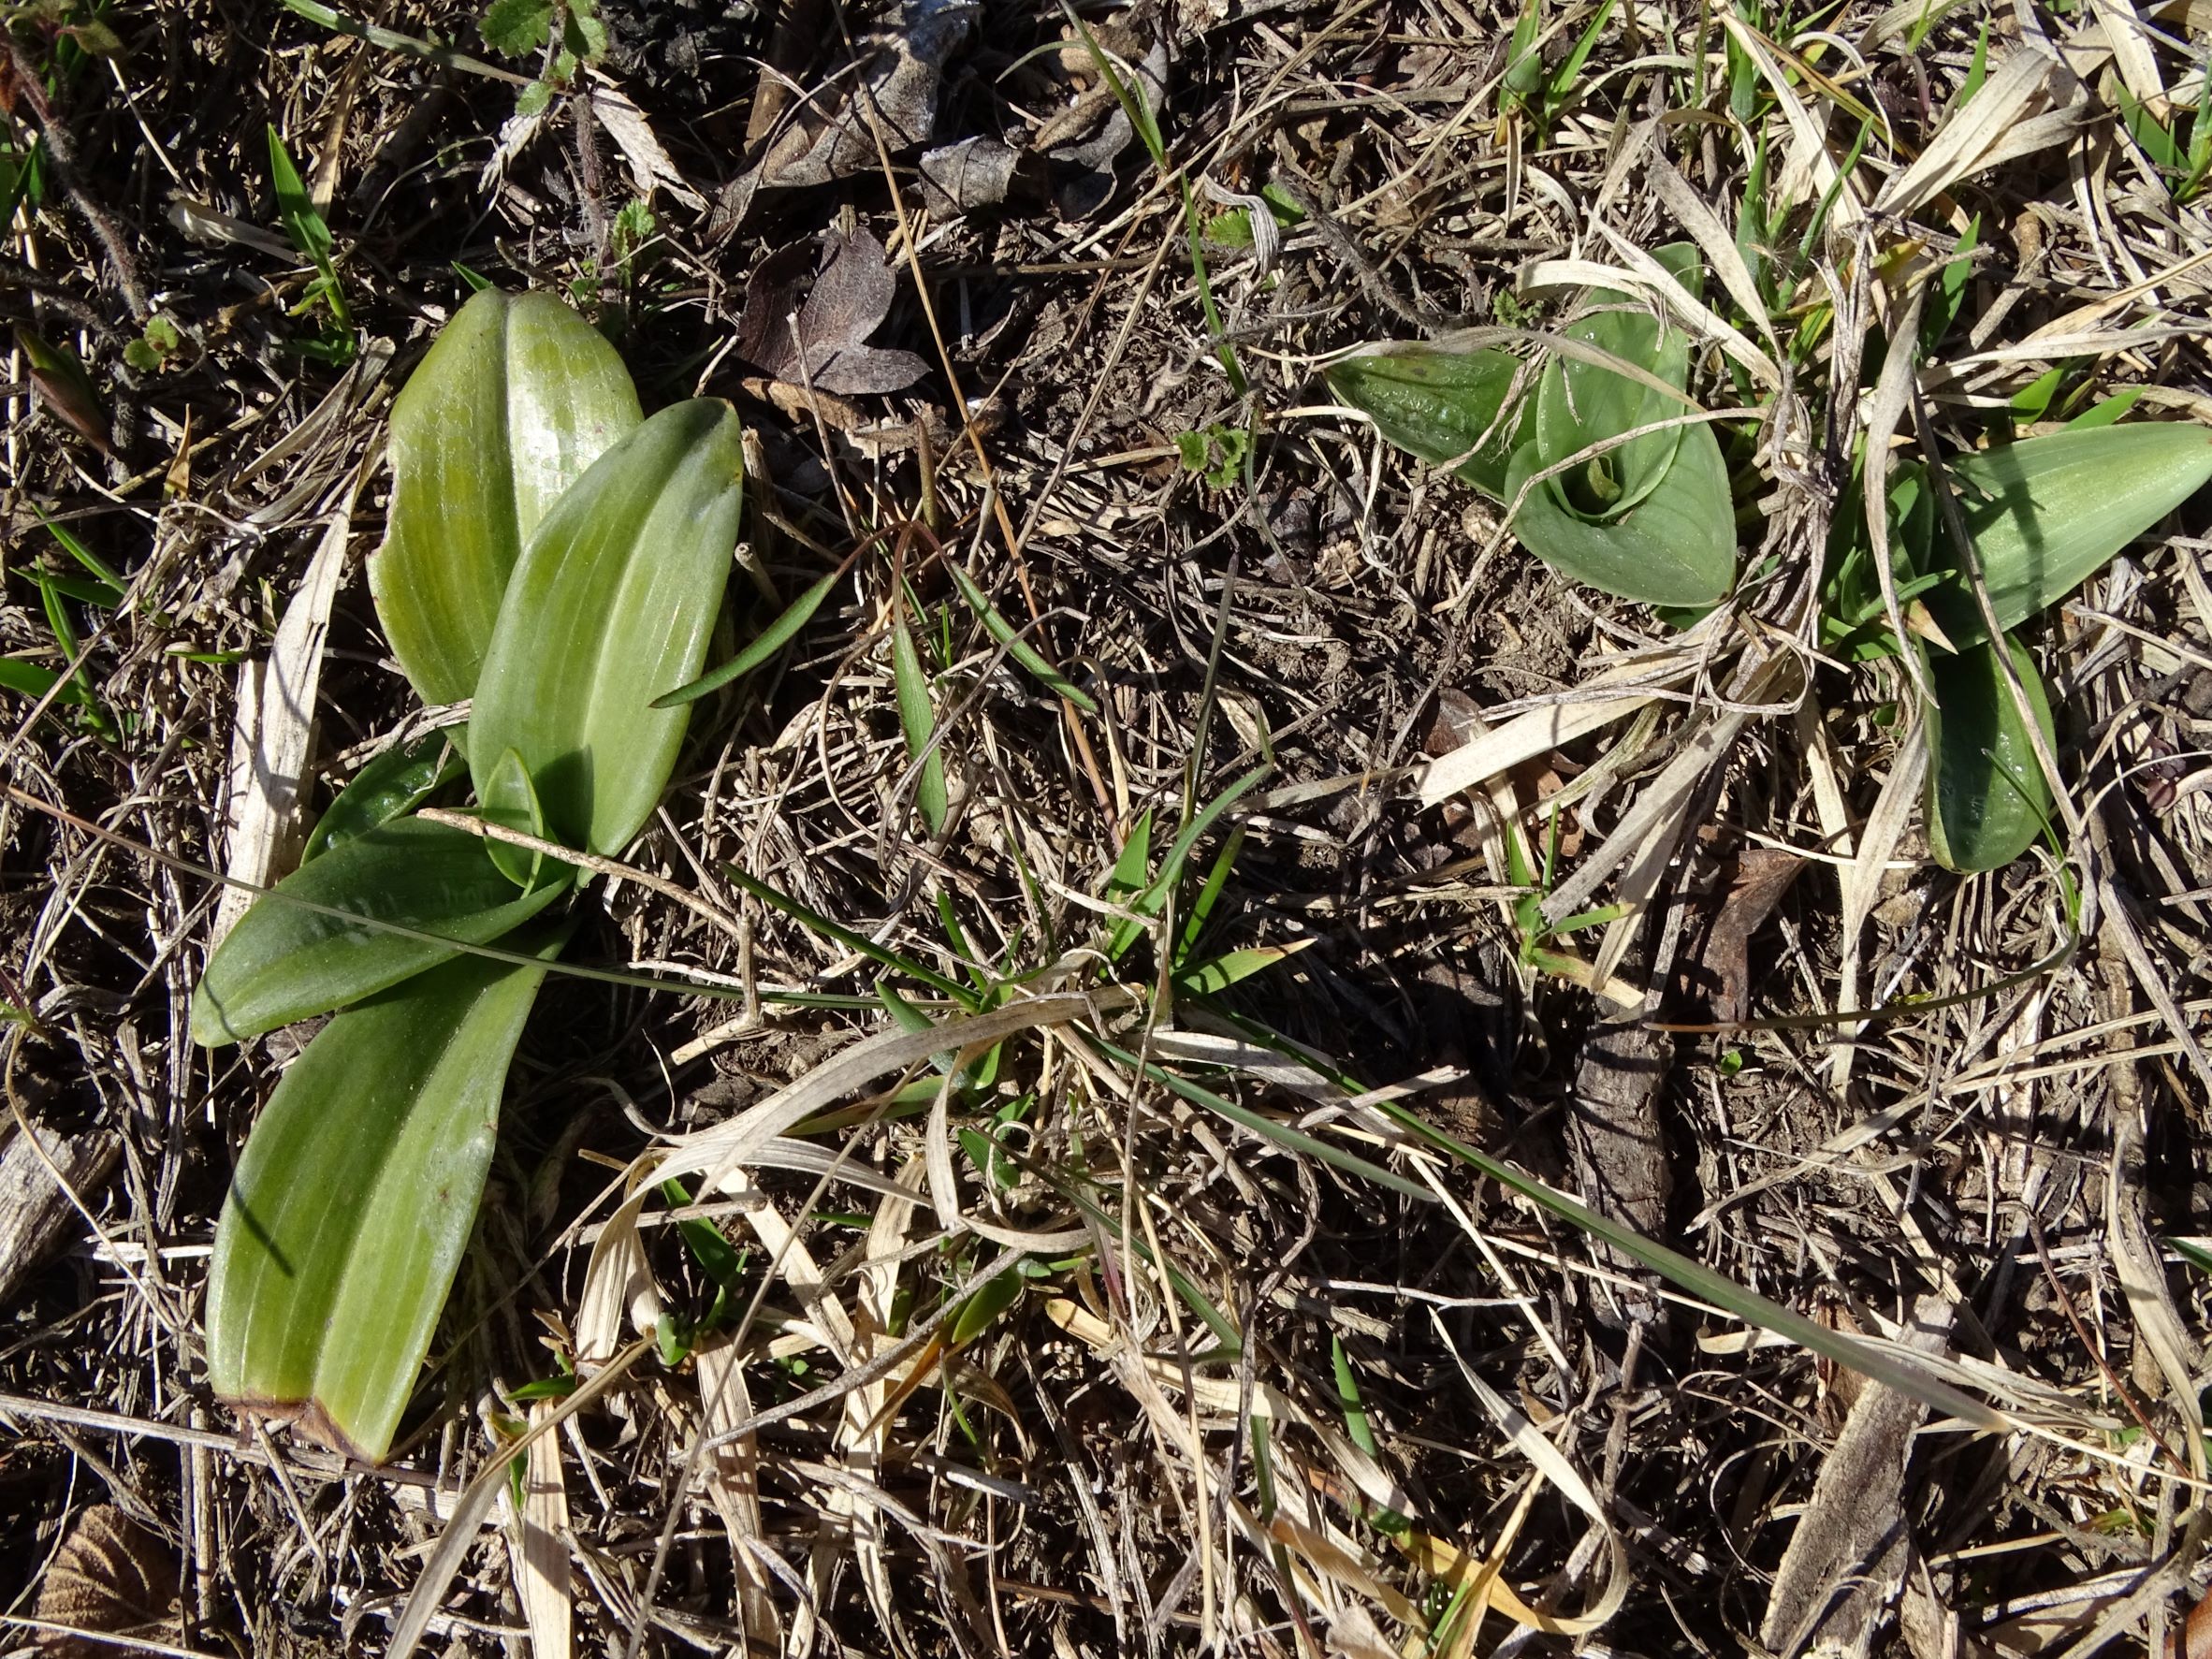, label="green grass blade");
[653,566,838,708]
[1107,766,1268,960]
[1378,1099,2006,1429]
[721,865,975,1007]
[945,564,1098,712]
[892,606,950,835]
[1093,1040,1432,1201]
